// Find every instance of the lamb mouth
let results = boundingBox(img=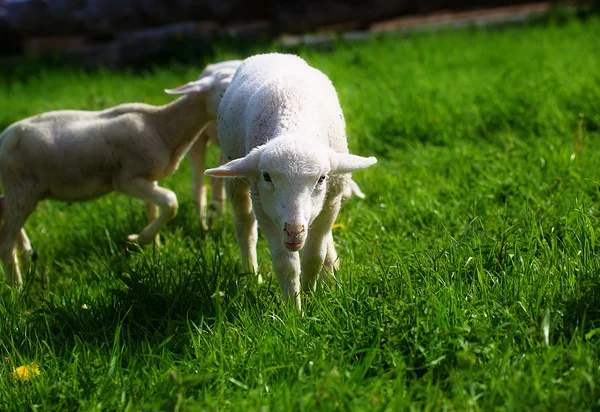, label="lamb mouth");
[284,241,304,251]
